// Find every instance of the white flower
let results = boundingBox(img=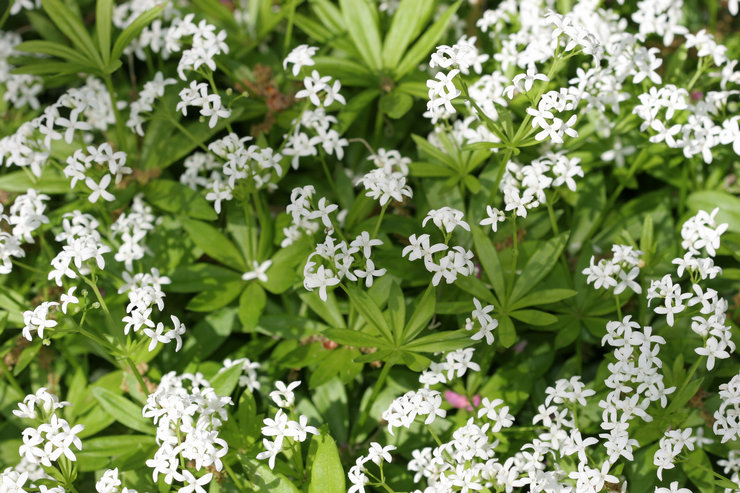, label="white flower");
[283,44,318,76]
[242,260,272,283]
